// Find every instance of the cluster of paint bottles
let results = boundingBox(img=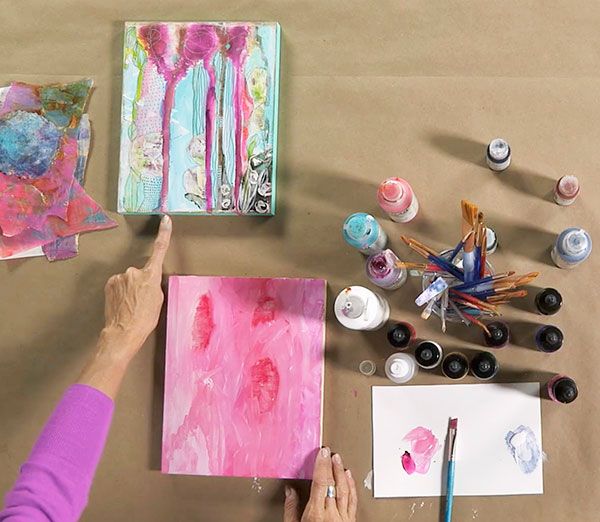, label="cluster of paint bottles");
[348,284,577,404]
[485,138,591,269]
[382,329,499,384]
[341,176,420,291]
